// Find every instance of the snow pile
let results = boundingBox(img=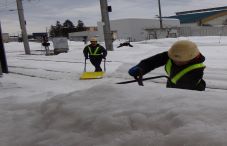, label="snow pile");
[1,84,227,146]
